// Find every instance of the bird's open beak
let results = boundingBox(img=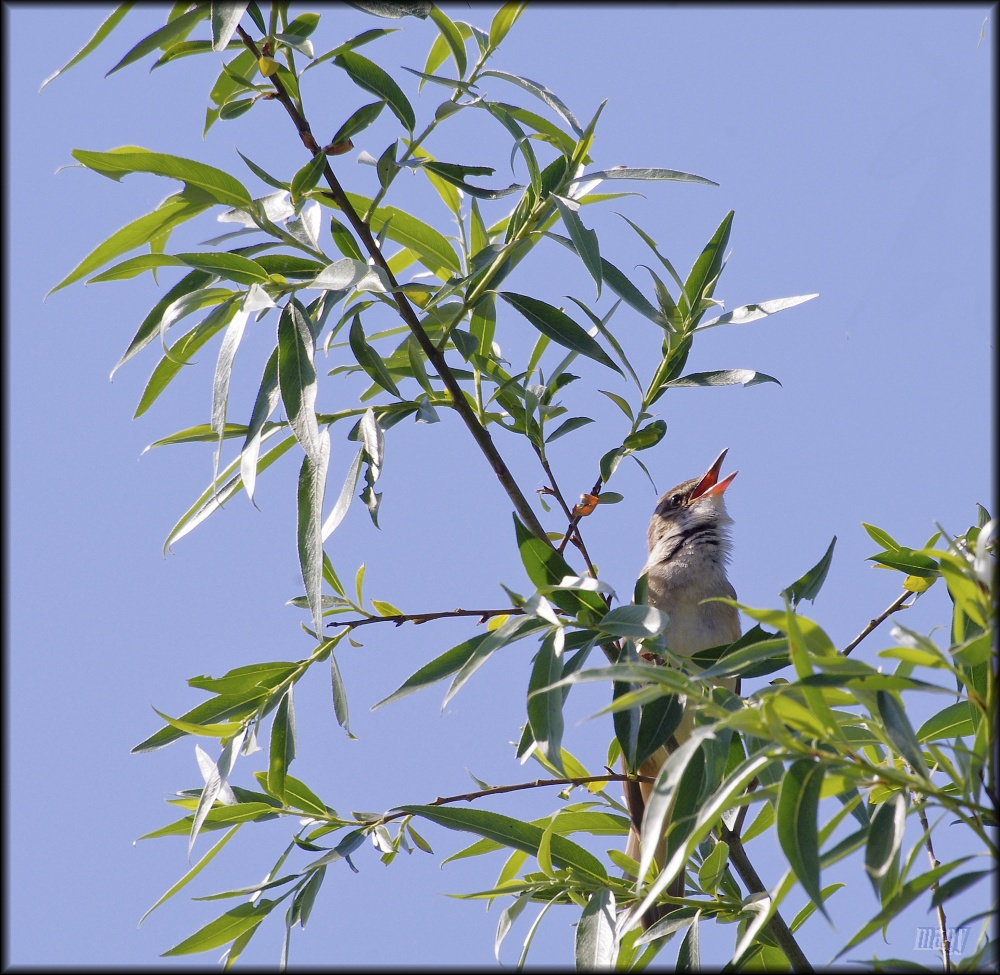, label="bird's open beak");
[691,448,738,499]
